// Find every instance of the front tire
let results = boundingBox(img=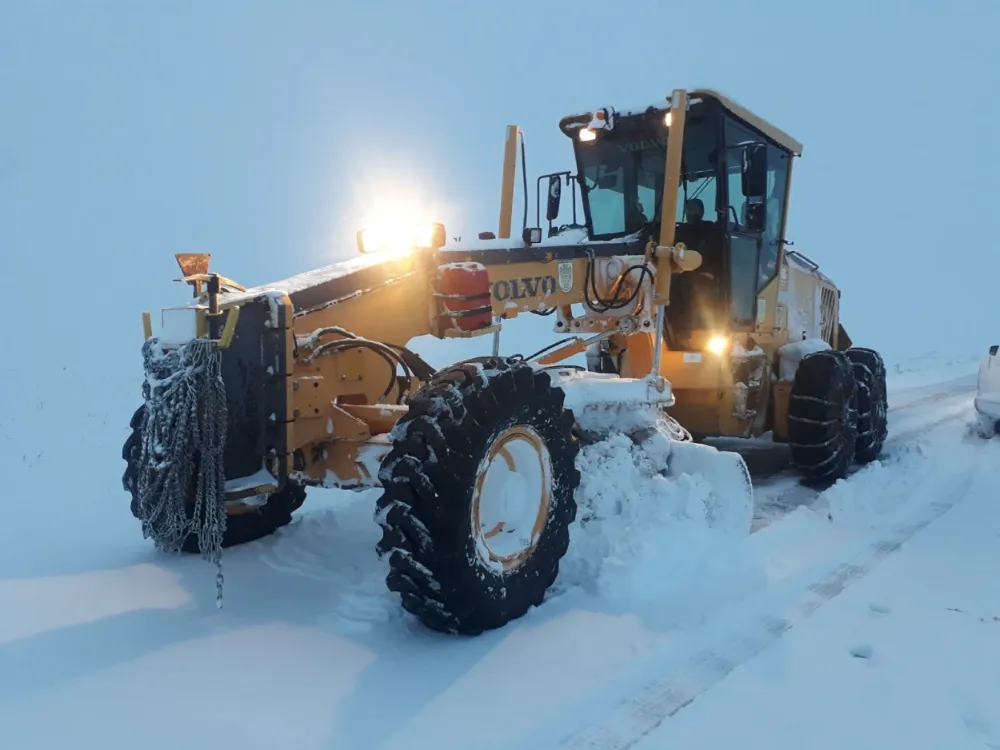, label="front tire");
[375,357,580,635]
[122,405,306,553]
[846,347,888,463]
[787,349,859,481]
